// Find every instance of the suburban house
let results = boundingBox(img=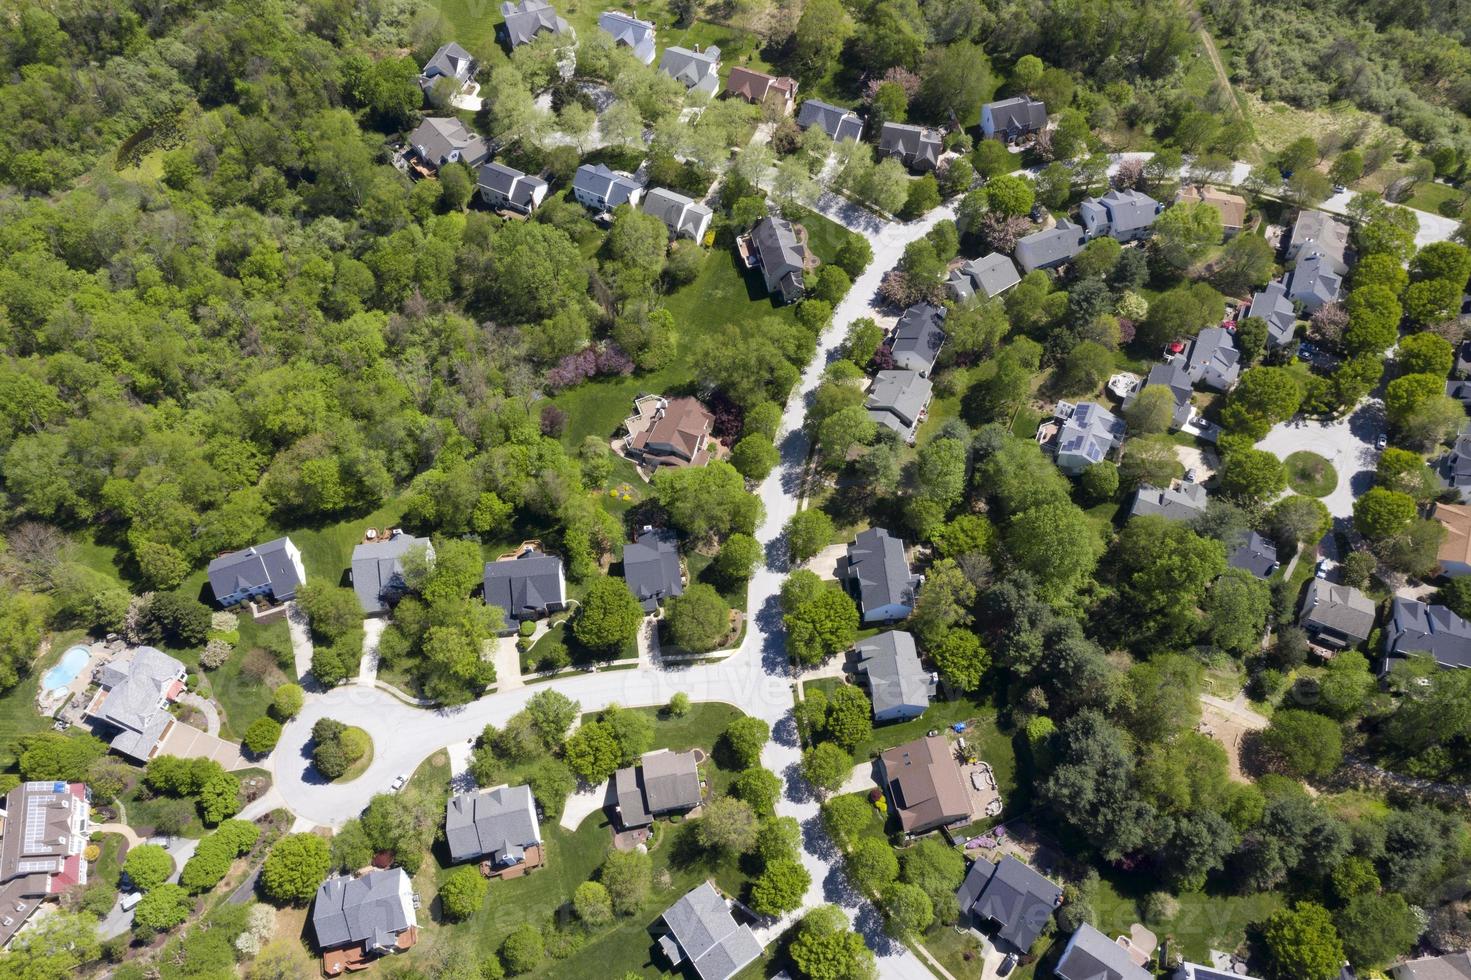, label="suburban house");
[483,549,566,627]
[1228,531,1280,579]
[1079,189,1163,242]
[655,882,762,980]
[499,0,571,48]
[622,394,715,470]
[419,42,474,92]
[955,856,1062,955]
[1392,953,1471,979]
[866,369,933,442]
[444,785,543,871]
[1287,210,1350,270]
[795,99,863,142]
[623,527,684,612]
[738,215,808,304]
[658,46,721,98]
[1126,360,1194,429]
[612,749,703,828]
[946,253,1021,302]
[1129,479,1209,521]
[725,67,796,113]
[351,530,434,615]
[406,117,488,172]
[477,161,548,215]
[1433,501,1471,576]
[1247,279,1299,349]
[1175,963,1265,980]
[1041,401,1125,475]
[642,187,714,241]
[878,735,969,835]
[855,631,935,722]
[597,10,656,64]
[889,302,947,376]
[1183,326,1240,391]
[1014,218,1087,273]
[844,527,921,623]
[1439,428,1471,501]
[572,163,643,213]
[1056,923,1153,980]
[877,122,943,172]
[207,536,306,607]
[0,781,90,948]
[1448,379,1471,410]
[1384,597,1471,671]
[1299,579,1375,651]
[980,96,1047,141]
[1174,185,1247,236]
[83,646,187,762]
[1287,252,1344,312]
[312,869,418,974]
